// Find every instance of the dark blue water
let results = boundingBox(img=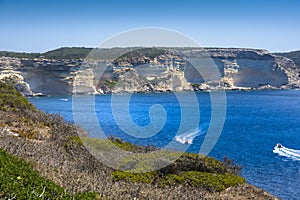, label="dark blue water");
[28,90,300,200]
